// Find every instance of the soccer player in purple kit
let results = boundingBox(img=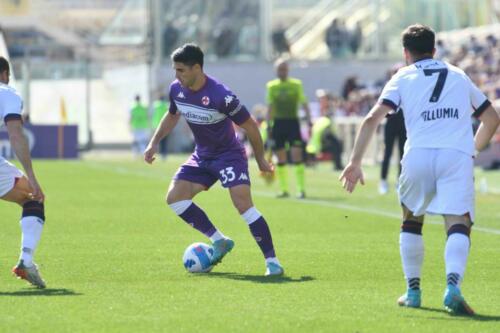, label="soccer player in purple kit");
[144,44,284,276]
